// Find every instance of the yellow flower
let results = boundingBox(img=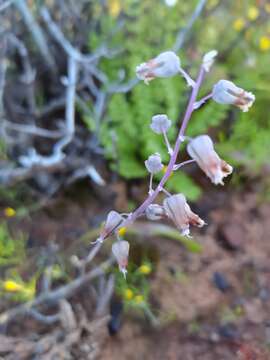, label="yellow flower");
[265,4,270,14]
[124,288,133,300]
[134,295,144,304]
[108,0,121,18]
[247,6,259,21]
[3,280,23,292]
[4,207,16,217]
[118,227,127,237]
[259,36,270,51]
[138,264,151,275]
[233,18,245,32]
